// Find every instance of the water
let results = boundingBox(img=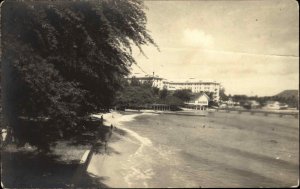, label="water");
[88,112,299,188]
